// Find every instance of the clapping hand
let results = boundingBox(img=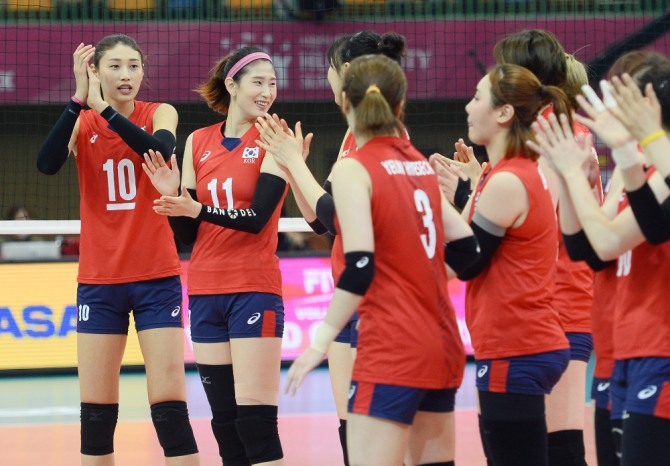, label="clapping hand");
[142,150,180,196]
